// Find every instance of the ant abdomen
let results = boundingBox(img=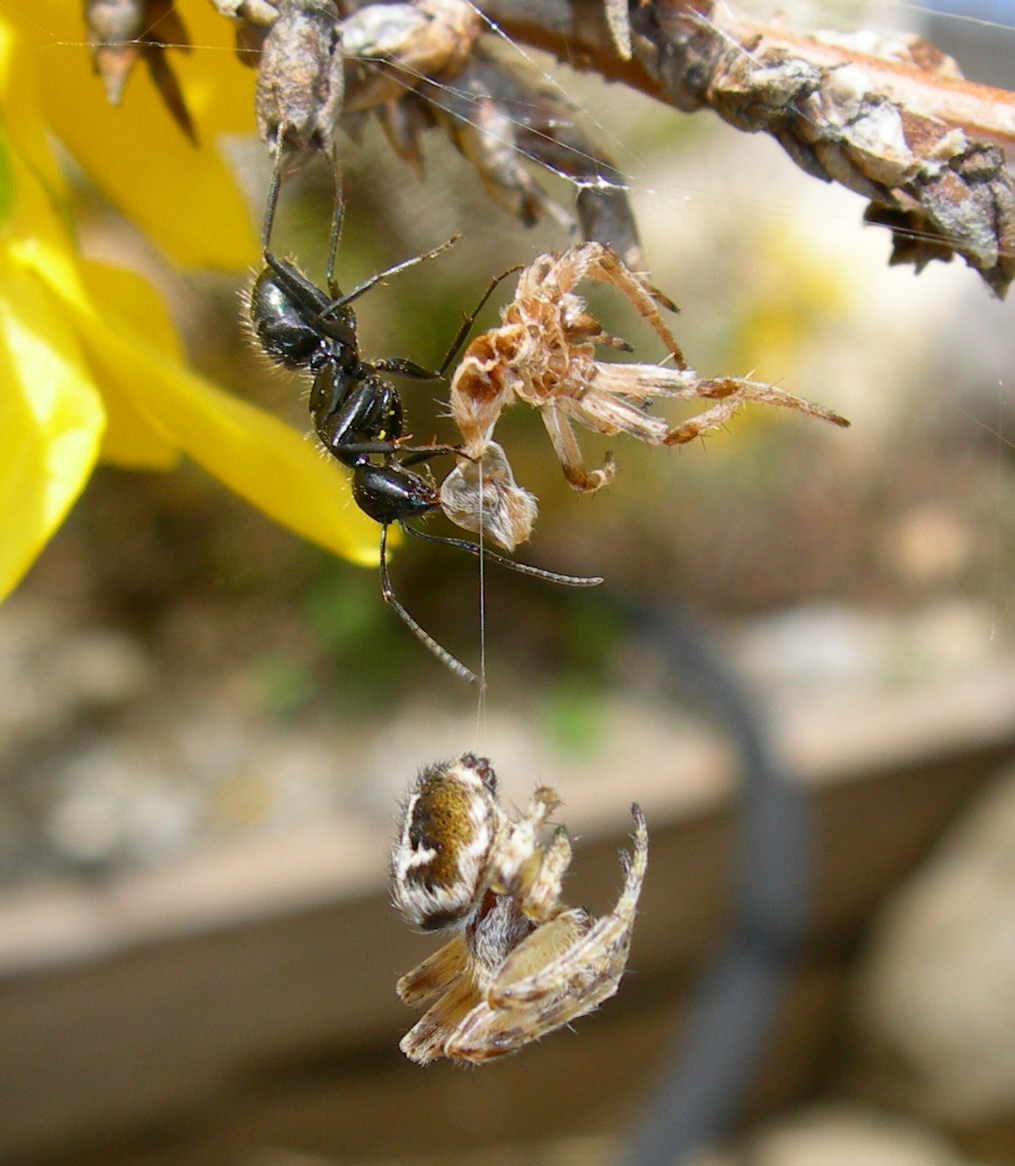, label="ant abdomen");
[249,266,334,371]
